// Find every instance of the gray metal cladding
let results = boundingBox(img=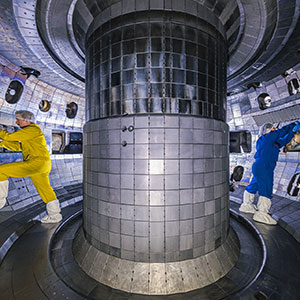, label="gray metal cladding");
[85,10,227,121]
[74,221,239,295]
[83,115,229,263]
[82,1,229,270]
